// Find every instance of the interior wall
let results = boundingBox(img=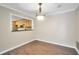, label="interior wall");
[76,7,79,42]
[0,5,77,53]
[75,7,79,51]
[35,11,77,48]
[0,6,35,52]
